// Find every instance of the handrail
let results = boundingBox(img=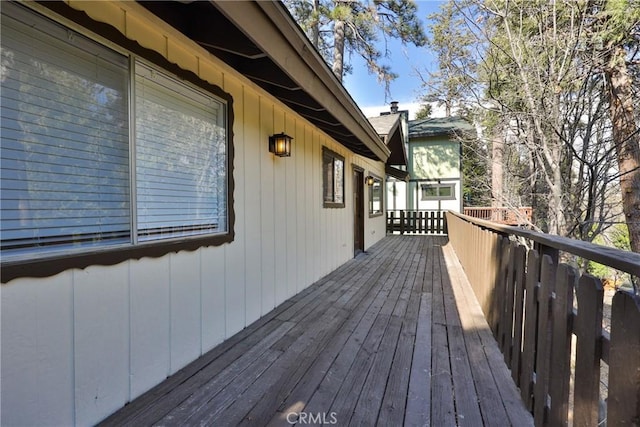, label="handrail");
[448,211,640,277]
